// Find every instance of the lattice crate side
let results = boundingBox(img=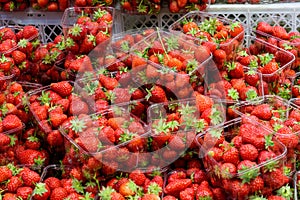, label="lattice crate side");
[42,25,63,43]
[296,12,300,33]
[208,11,249,34]
[248,12,295,33]
[159,12,184,30]
[121,13,160,31]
